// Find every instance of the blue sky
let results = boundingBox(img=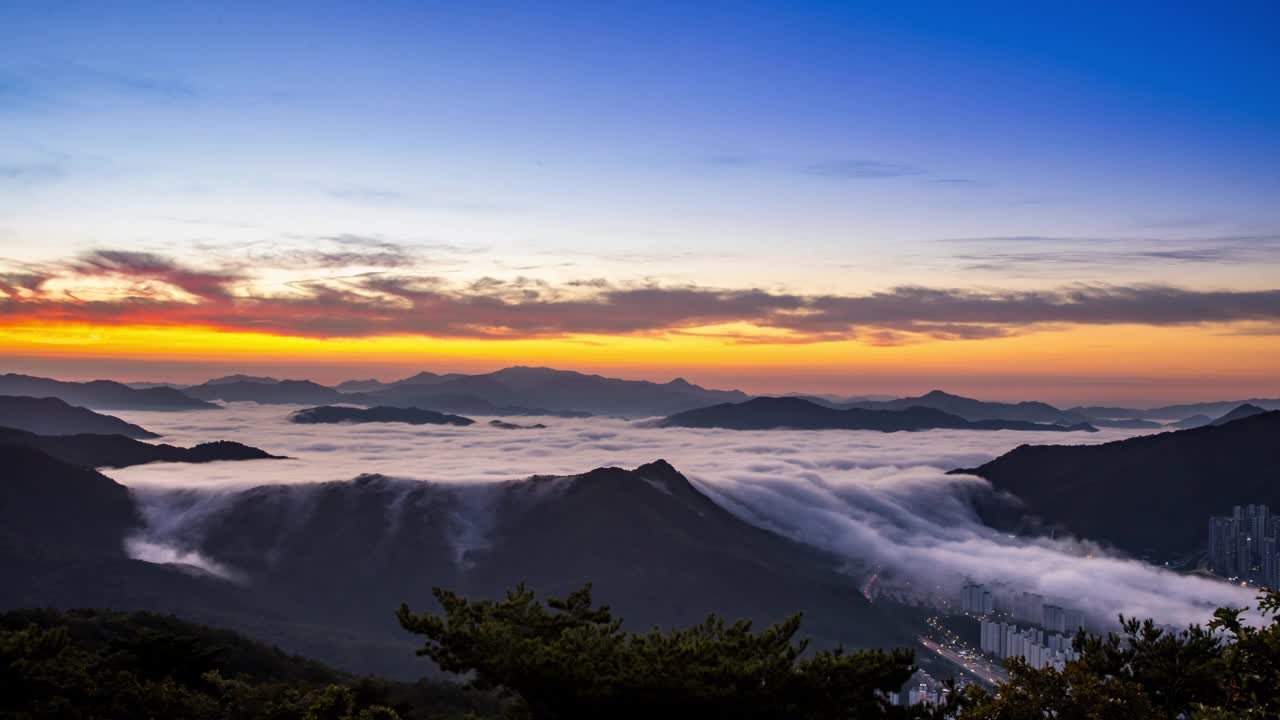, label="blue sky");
[4,1,1277,289]
[1,2,1278,399]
